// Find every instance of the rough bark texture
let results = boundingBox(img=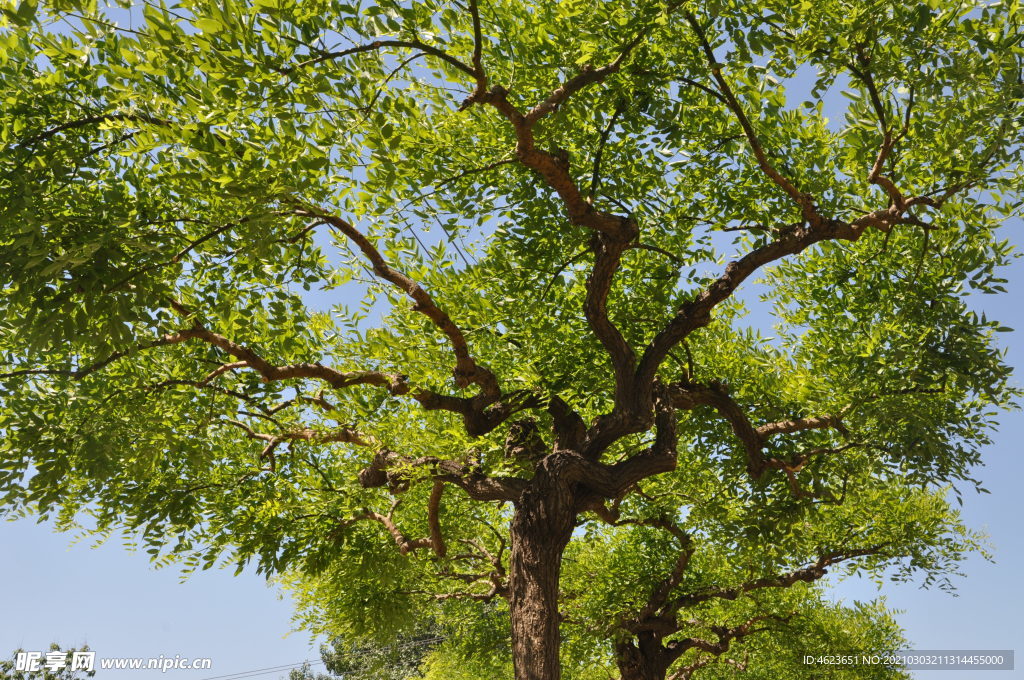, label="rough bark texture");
[616,636,675,680]
[508,457,577,680]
